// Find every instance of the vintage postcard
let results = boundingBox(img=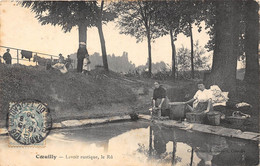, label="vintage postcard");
[0,0,259,166]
